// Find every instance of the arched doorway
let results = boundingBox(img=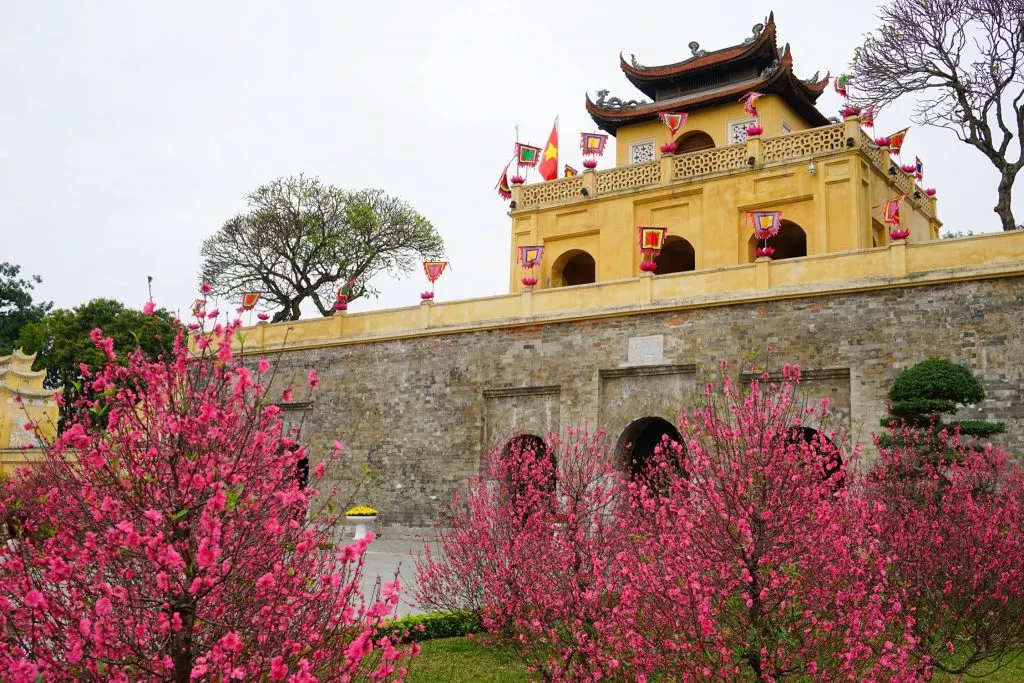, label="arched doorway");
[616,417,684,483]
[552,250,596,287]
[787,427,844,488]
[654,236,696,274]
[748,220,808,262]
[674,130,715,153]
